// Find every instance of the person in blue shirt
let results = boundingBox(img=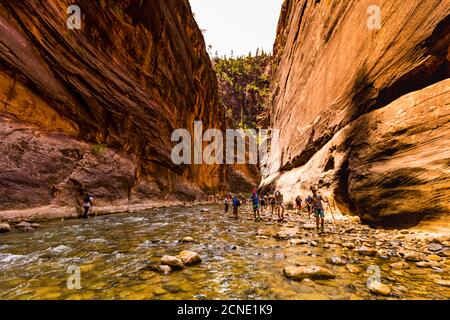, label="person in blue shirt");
[250,191,261,221]
[232,195,241,219]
